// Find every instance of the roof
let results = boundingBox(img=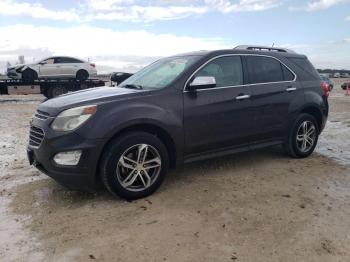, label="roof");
[174,45,305,59]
